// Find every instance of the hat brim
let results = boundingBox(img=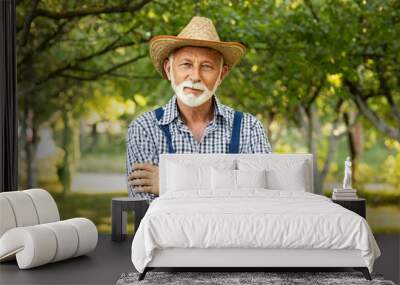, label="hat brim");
[149,35,246,79]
